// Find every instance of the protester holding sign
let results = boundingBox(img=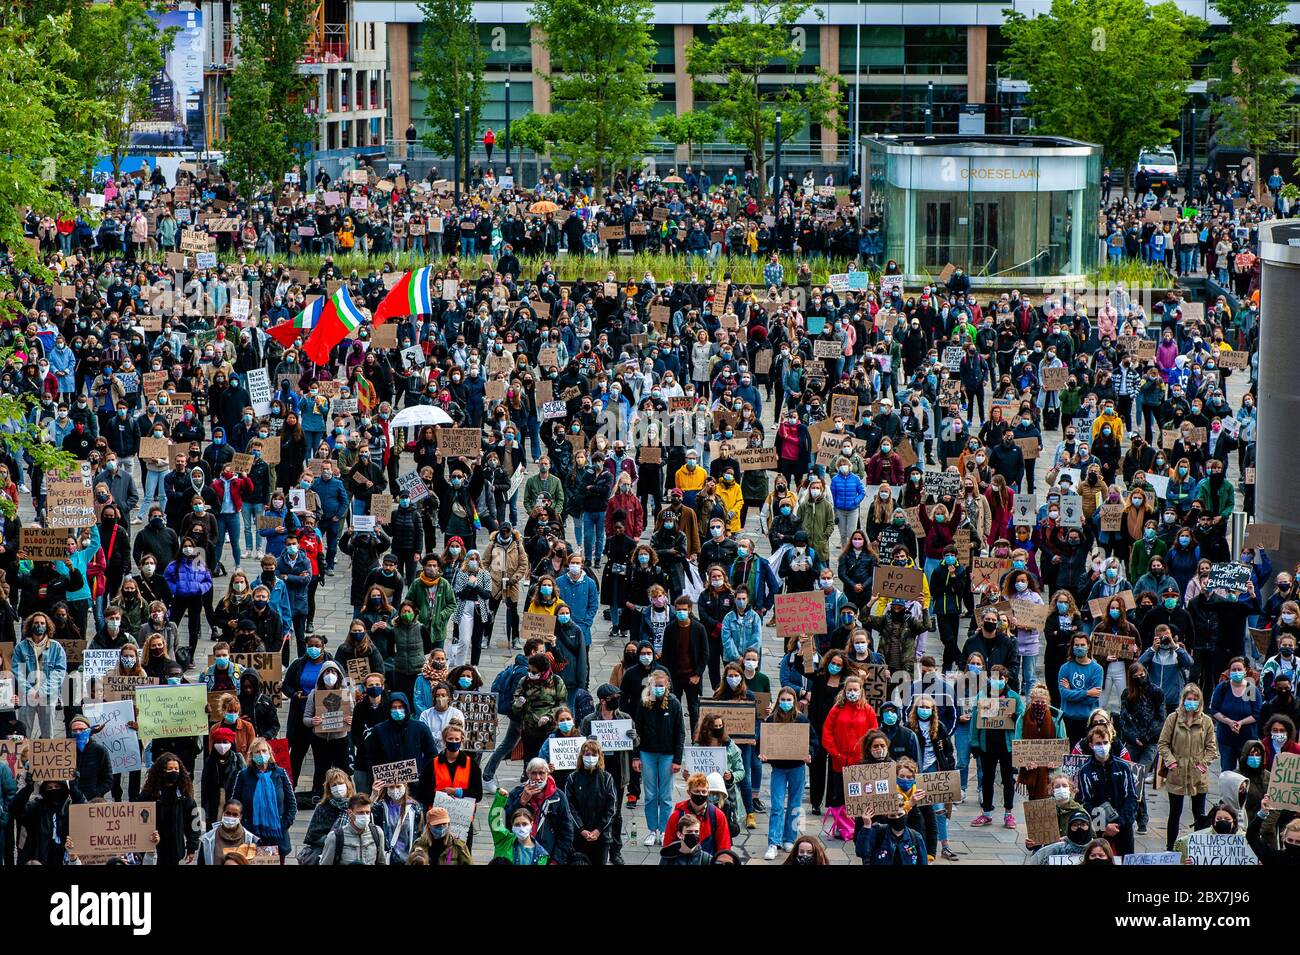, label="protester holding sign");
[138,754,201,865]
